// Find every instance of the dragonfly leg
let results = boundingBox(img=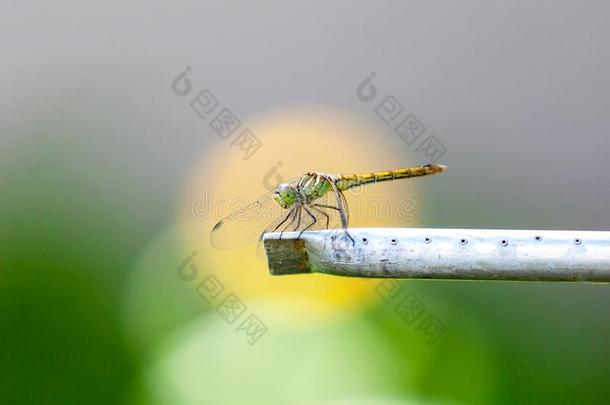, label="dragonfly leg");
[271,208,295,234]
[343,229,355,246]
[309,205,330,229]
[326,178,354,245]
[293,206,302,231]
[326,180,348,228]
[312,203,340,211]
[297,206,317,238]
[279,207,299,240]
